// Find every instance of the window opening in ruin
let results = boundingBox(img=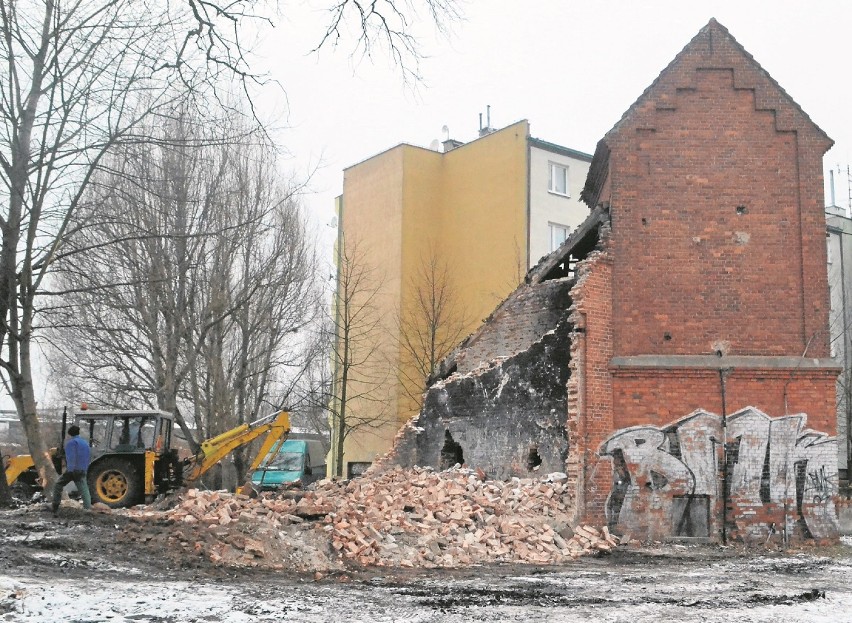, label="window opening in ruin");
[539,221,599,282]
[665,429,682,460]
[527,447,543,471]
[440,430,464,470]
